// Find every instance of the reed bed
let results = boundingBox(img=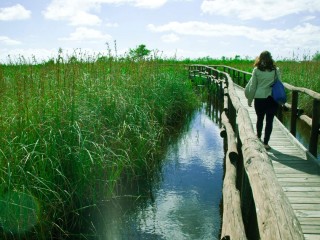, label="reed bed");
[0,56,198,239]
